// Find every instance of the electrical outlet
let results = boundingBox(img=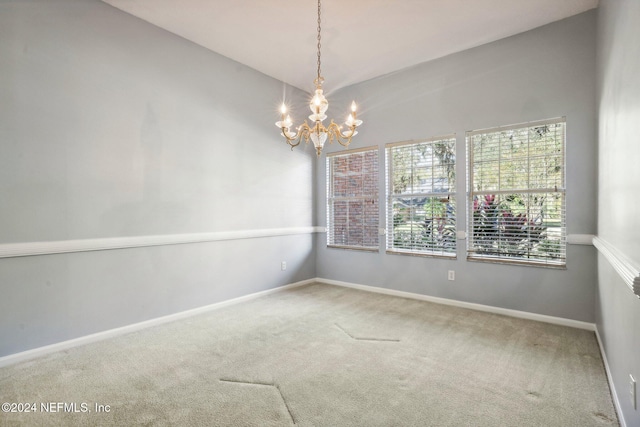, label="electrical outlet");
[281,261,287,271]
[631,374,637,410]
[448,270,455,281]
